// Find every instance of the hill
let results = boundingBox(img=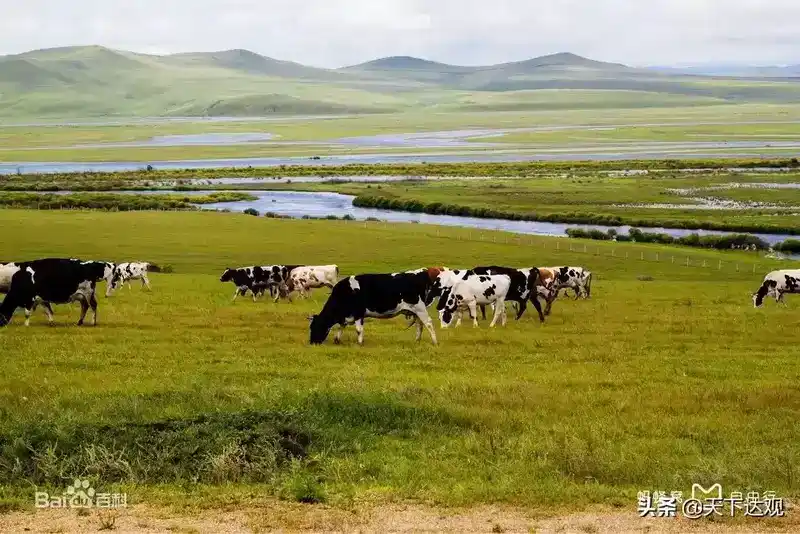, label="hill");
[1,46,800,118]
